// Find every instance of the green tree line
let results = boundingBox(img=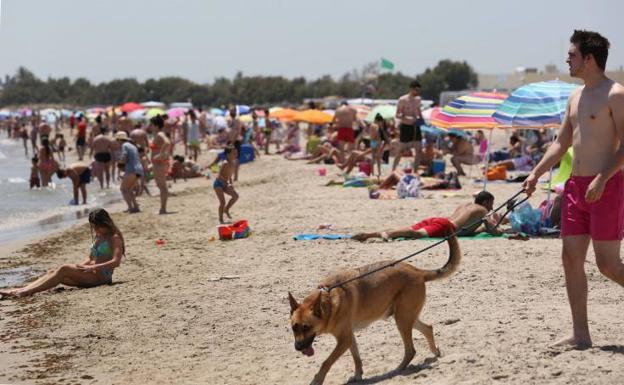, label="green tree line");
[0,60,477,107]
